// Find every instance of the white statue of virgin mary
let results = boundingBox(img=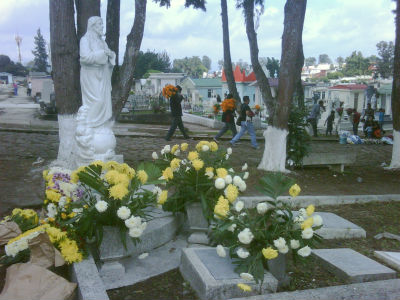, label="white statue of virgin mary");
[74,16,119,166]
